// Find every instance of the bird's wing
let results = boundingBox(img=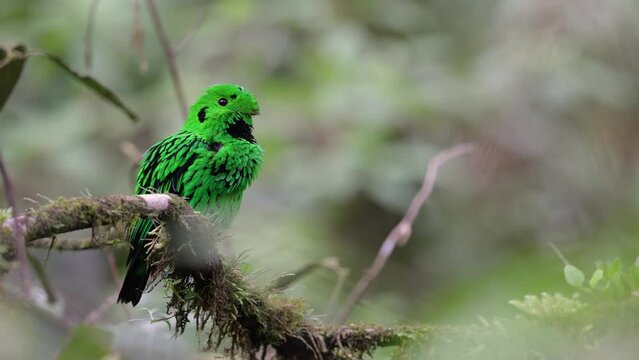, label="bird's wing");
[119,132,212,304]
[127,131,209,265]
